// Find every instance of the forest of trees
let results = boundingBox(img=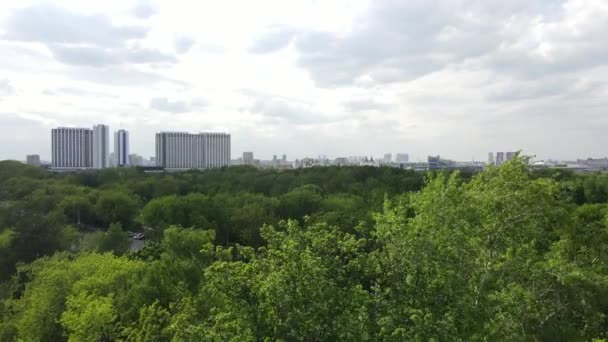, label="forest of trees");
[0,158,607,340]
